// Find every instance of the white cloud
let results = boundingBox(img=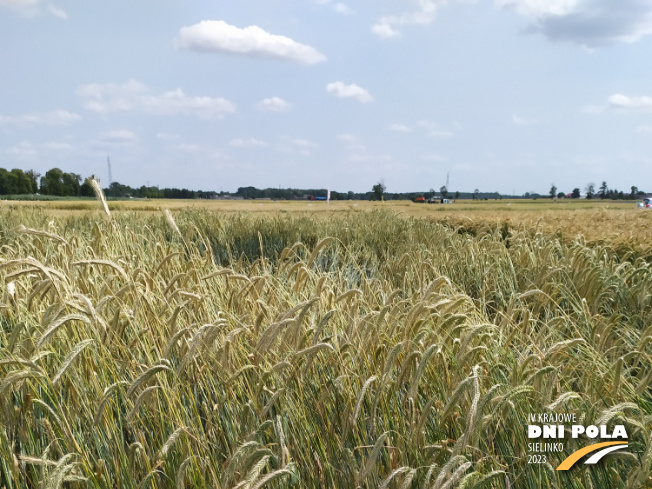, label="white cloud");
[48,4,67,19]
[512,115,537,126]
[608,93,652,109]
[496,0,578,16]
[371,23,401,39]
[333,3,354,14]
[326,81,374,103]
[92,129,138,148]
[337,133,358,142]
[256,96,291,112]
[292,138,318,148]
[175,20,327,65]
[428,130,455,138]
[347,143,366,151]
[44,141,73,150]
[156,133,181,140]
[421,153,447,161]
[0,0,39,16]
[313,0,353,13]
[347,152,392,163]
[230,138,268,148]
[388,123,412,132]
[6,141,37,158]
[0,109,80,127]
[417,120,457,137]
[372,0,438,38]
[76,79,236,118]
[497,0,652,46]
[174,143,203,152]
